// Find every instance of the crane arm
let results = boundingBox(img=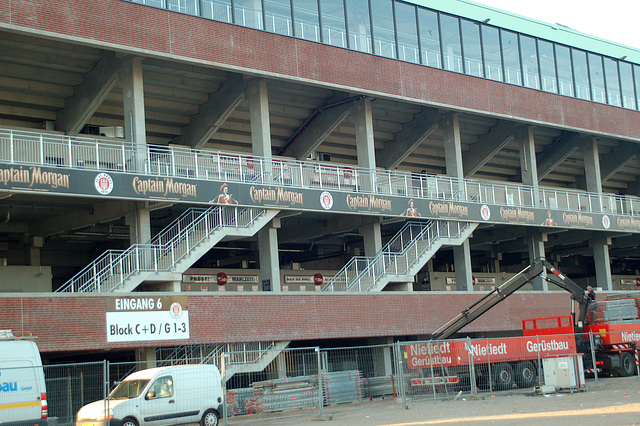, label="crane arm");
[430,257,589,340]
